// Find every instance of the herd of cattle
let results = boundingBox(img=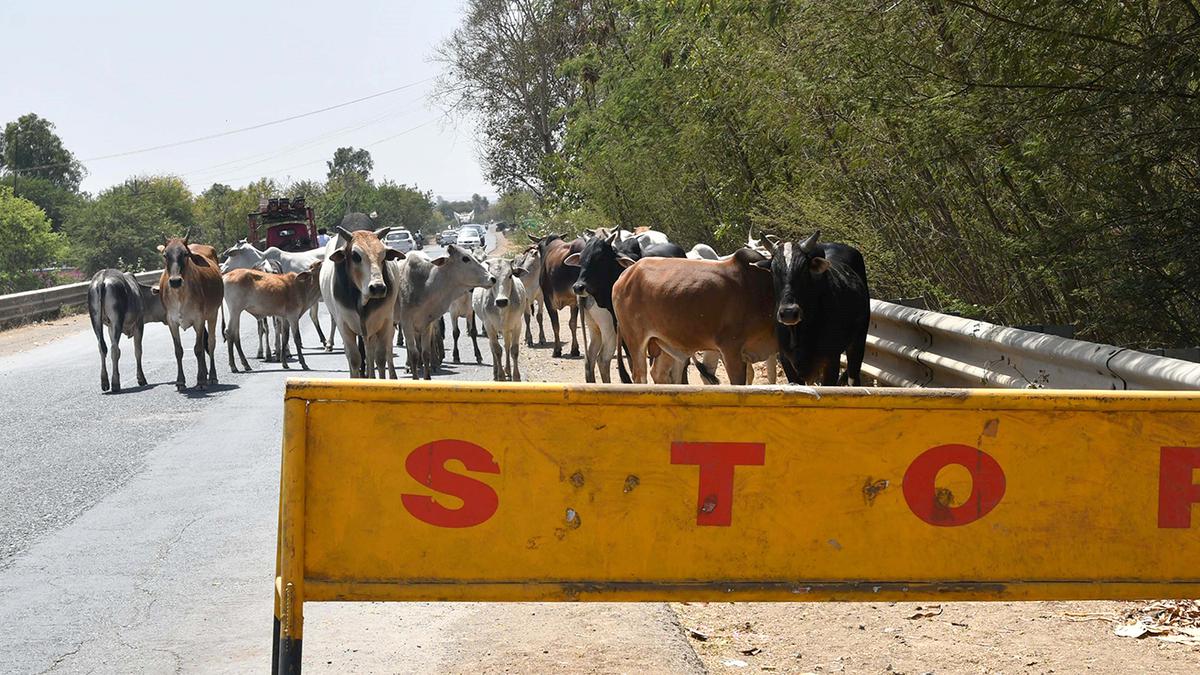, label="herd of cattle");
[84,224,870,392]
